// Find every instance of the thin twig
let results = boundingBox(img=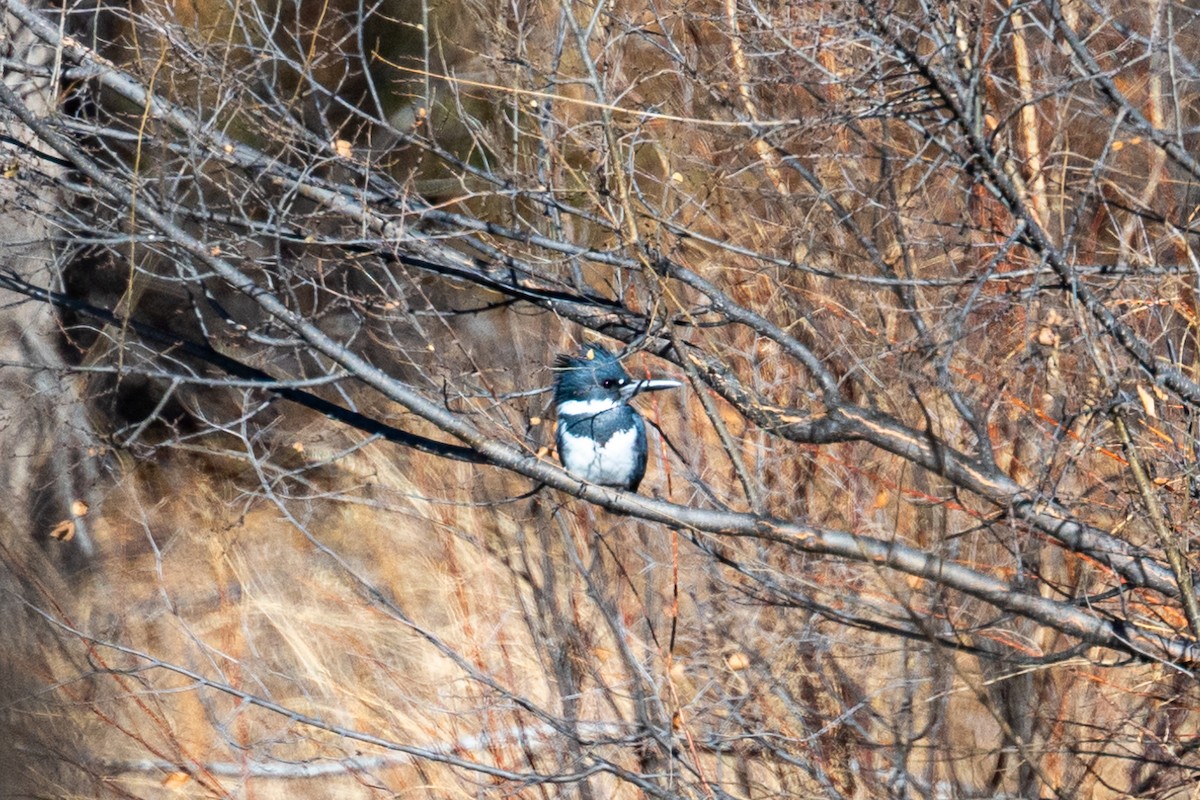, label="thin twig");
[1112,410,1200,641]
